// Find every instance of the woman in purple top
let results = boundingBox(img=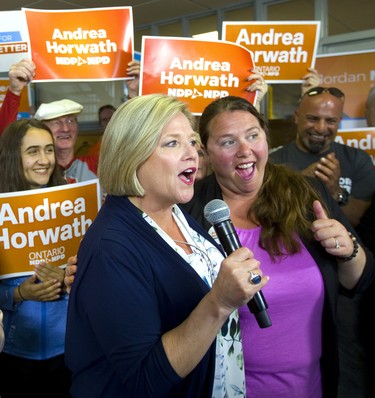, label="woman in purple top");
[183,96,375,398]
[65,96,375,397]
